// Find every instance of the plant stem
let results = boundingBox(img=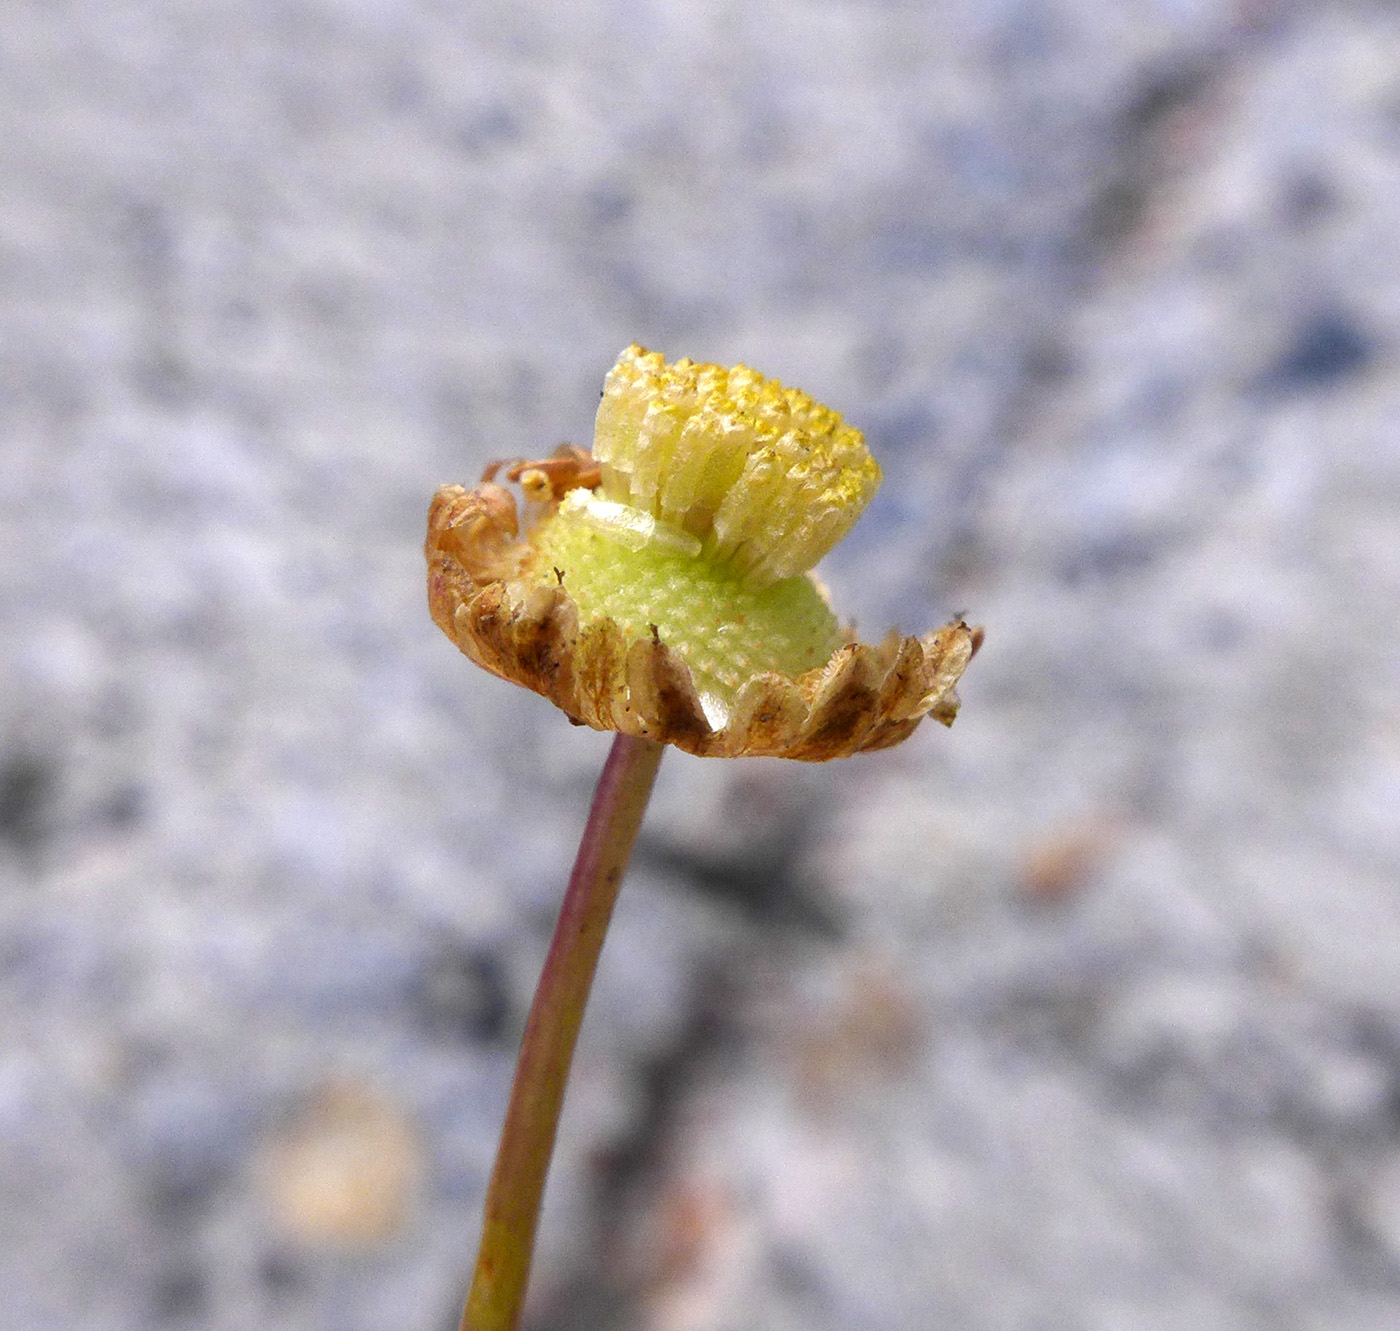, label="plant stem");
[461,732,665,1331]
